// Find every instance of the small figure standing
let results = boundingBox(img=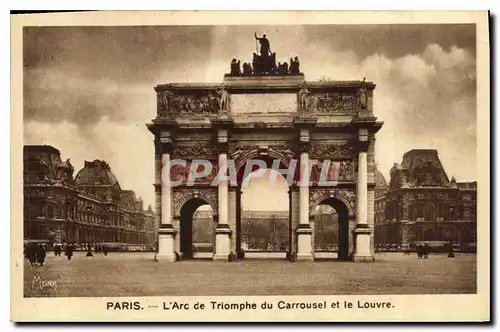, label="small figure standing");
[103,244,109,257]
[36,244,46,266]
[216,86,230,113]
[86,243,93,257]
[65,243,74,260]
[416,244,423,259]
[298,87,310,111]
[447,240,455,258]
[423,243,430,259]
[26,243,37,265]
[54,244,62,256]
[359,86,368,110]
